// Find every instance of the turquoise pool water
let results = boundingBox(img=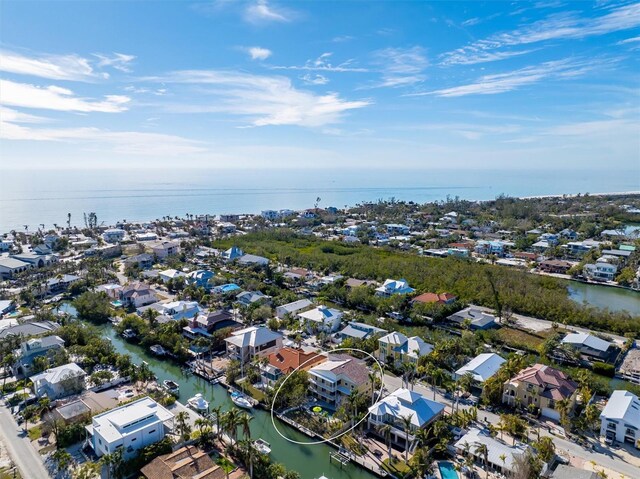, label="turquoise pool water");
[438,461,459,479]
